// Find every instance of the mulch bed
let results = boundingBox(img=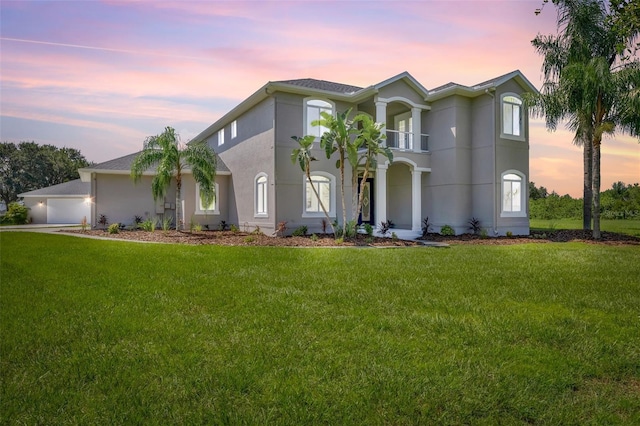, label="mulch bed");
[60,229,640,246]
